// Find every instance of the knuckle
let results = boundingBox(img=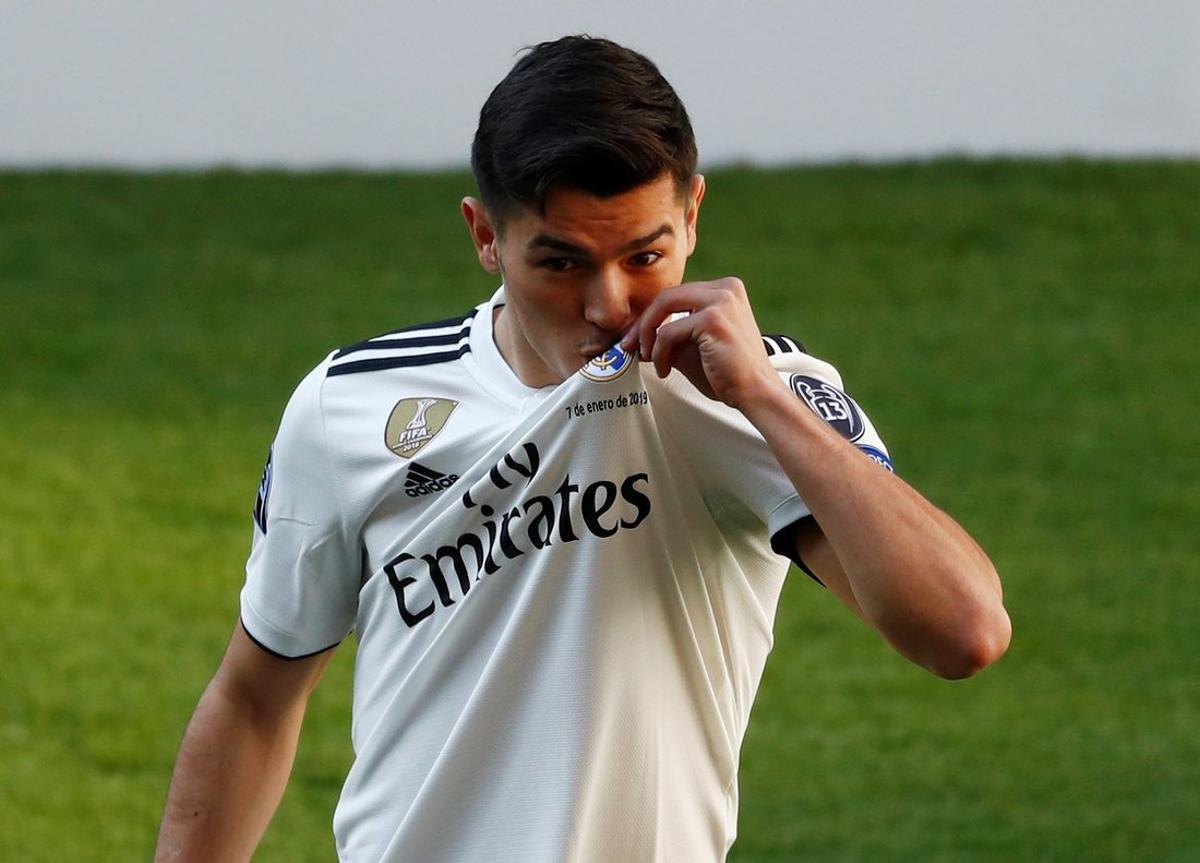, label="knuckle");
[702,307,729,331]
[718,276,746,295]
